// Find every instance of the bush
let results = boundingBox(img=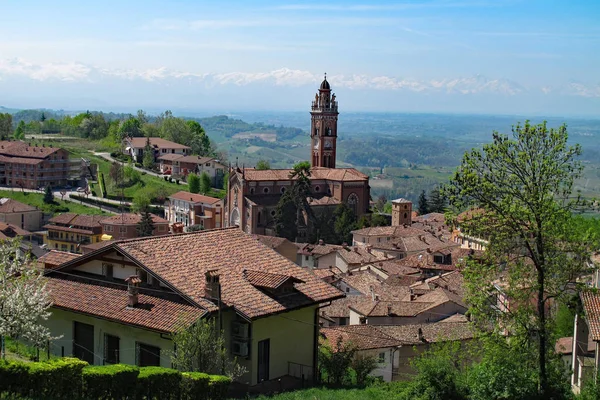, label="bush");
[83,364,139,400]
[136,366,182,400]
[208,375,232,400]
[98,172,107,198]
[181,372,210,400]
